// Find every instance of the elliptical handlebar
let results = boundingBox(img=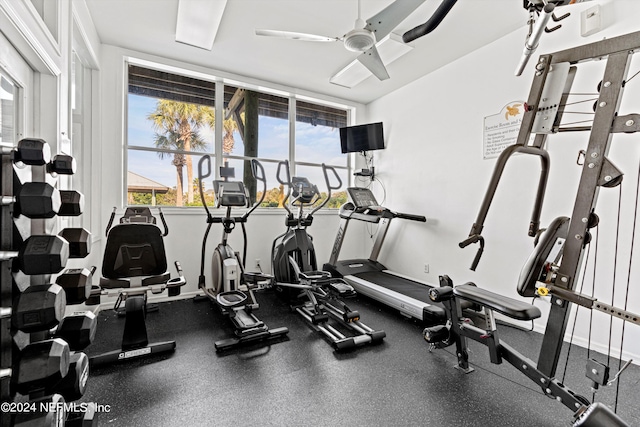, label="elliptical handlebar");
[276,159,293,216]
[309,163,342,216]
[198,155,213,217]
[242,158,267,220]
